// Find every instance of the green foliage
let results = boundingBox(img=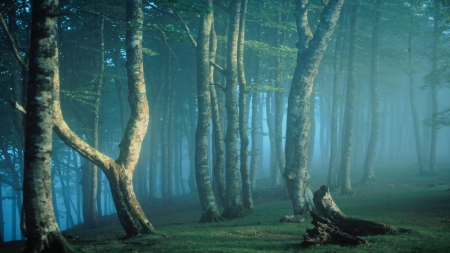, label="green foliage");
[245,40,297,58]
[142,47,159,56]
